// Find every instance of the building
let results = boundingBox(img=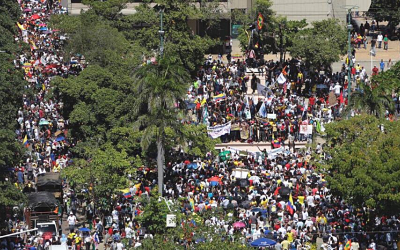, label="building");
[270,0,371,23]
